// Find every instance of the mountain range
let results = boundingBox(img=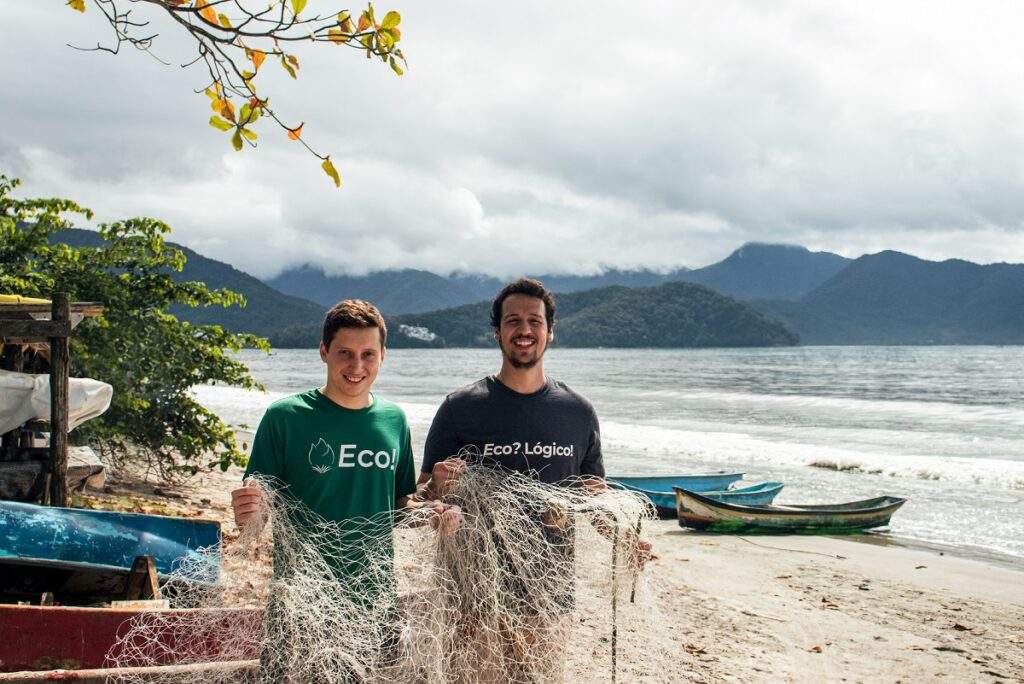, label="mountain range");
[50,230,1024,346]
[752,251,1024,344]
[267,243,849,313]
